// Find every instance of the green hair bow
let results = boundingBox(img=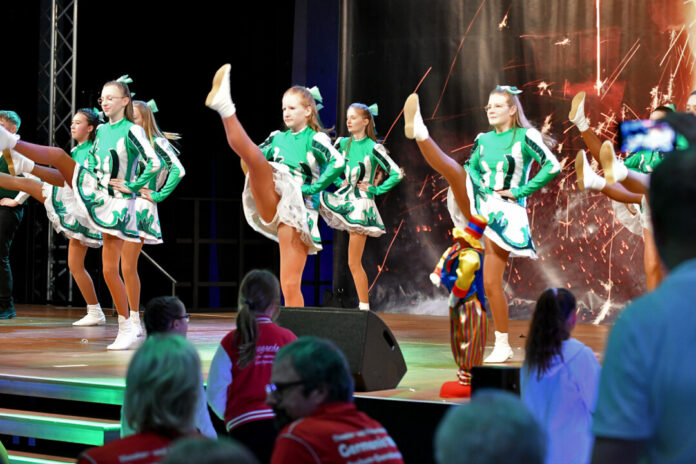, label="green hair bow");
[495,85,522,95]
[368,103,378,117]
[306,86,324,111]
[147,99,159,113]
[117,75,133,85]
